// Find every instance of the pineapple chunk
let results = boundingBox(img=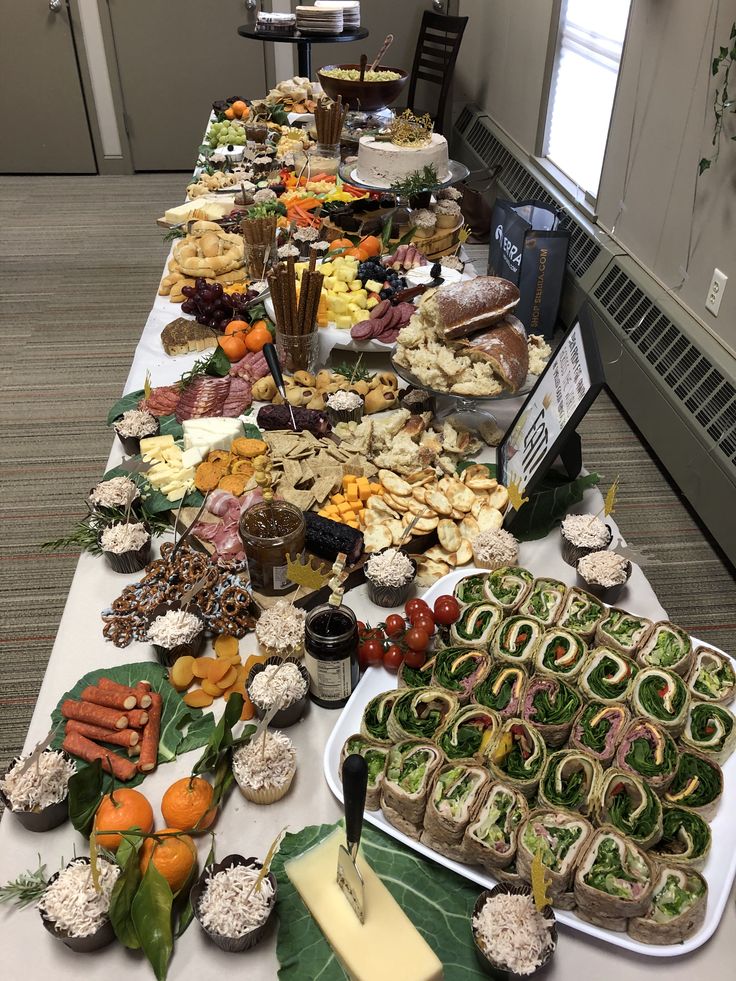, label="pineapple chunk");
[332,280,349,293]
[366,296,380,310]
[331,296,350,315]
[334,314,352,329]
[349,280,363,292]
[365,279,384,293]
